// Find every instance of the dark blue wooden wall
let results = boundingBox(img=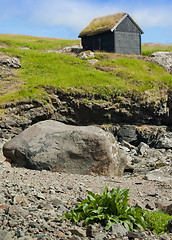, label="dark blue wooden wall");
[114,15,141,54]
[82,32,114,51]
[116,16,141,33]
